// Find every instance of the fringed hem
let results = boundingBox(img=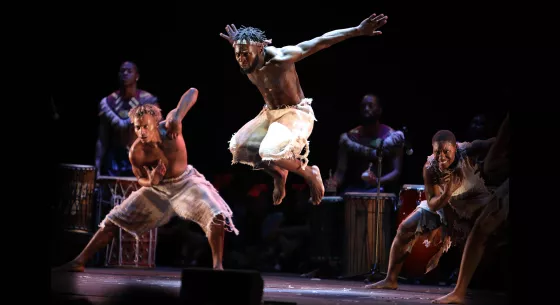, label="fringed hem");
[405,207,452,274]
[205,211,240,237]
[260,137,311,170]
[99,217,142,241]
[228,133,259,168]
